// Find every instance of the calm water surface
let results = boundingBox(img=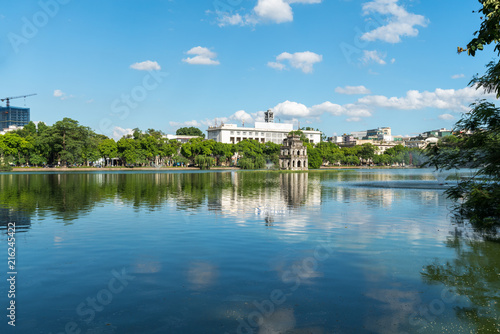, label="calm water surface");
[0,169,498,334]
